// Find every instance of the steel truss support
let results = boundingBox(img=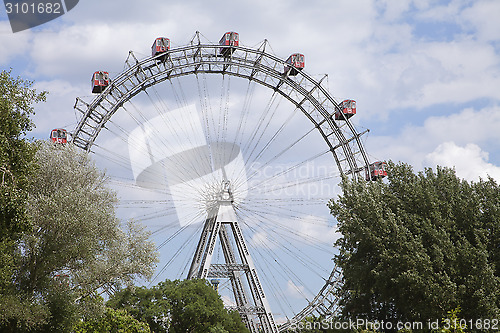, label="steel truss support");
[188,182,278,333]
